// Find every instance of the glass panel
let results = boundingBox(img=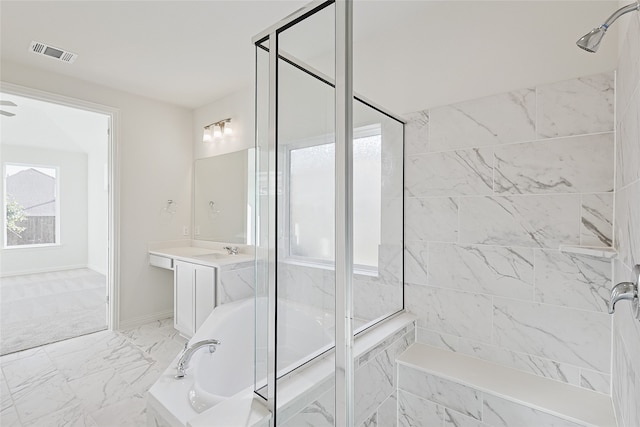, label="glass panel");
[276,2,336,426]
[288,131,381,268]
[4,164,58,247]
[254,39,270,400]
